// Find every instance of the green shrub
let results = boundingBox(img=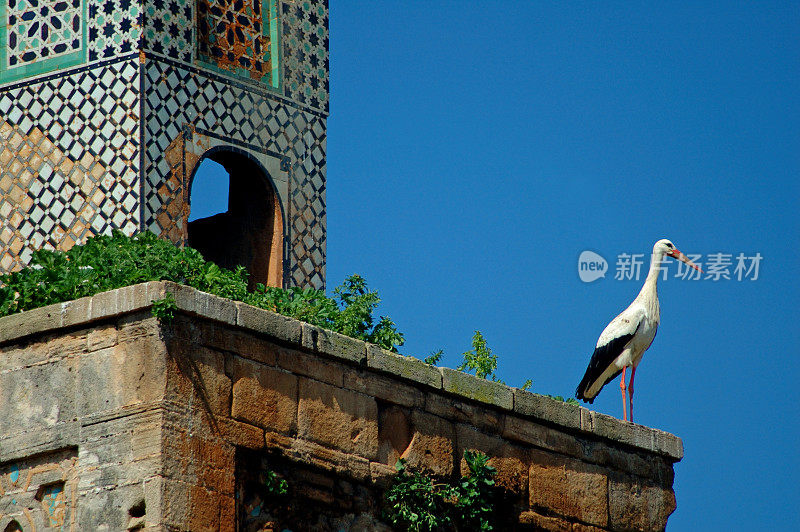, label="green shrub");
[457,330,501,382]
[383,450,499,531]
[0,231,404,352]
